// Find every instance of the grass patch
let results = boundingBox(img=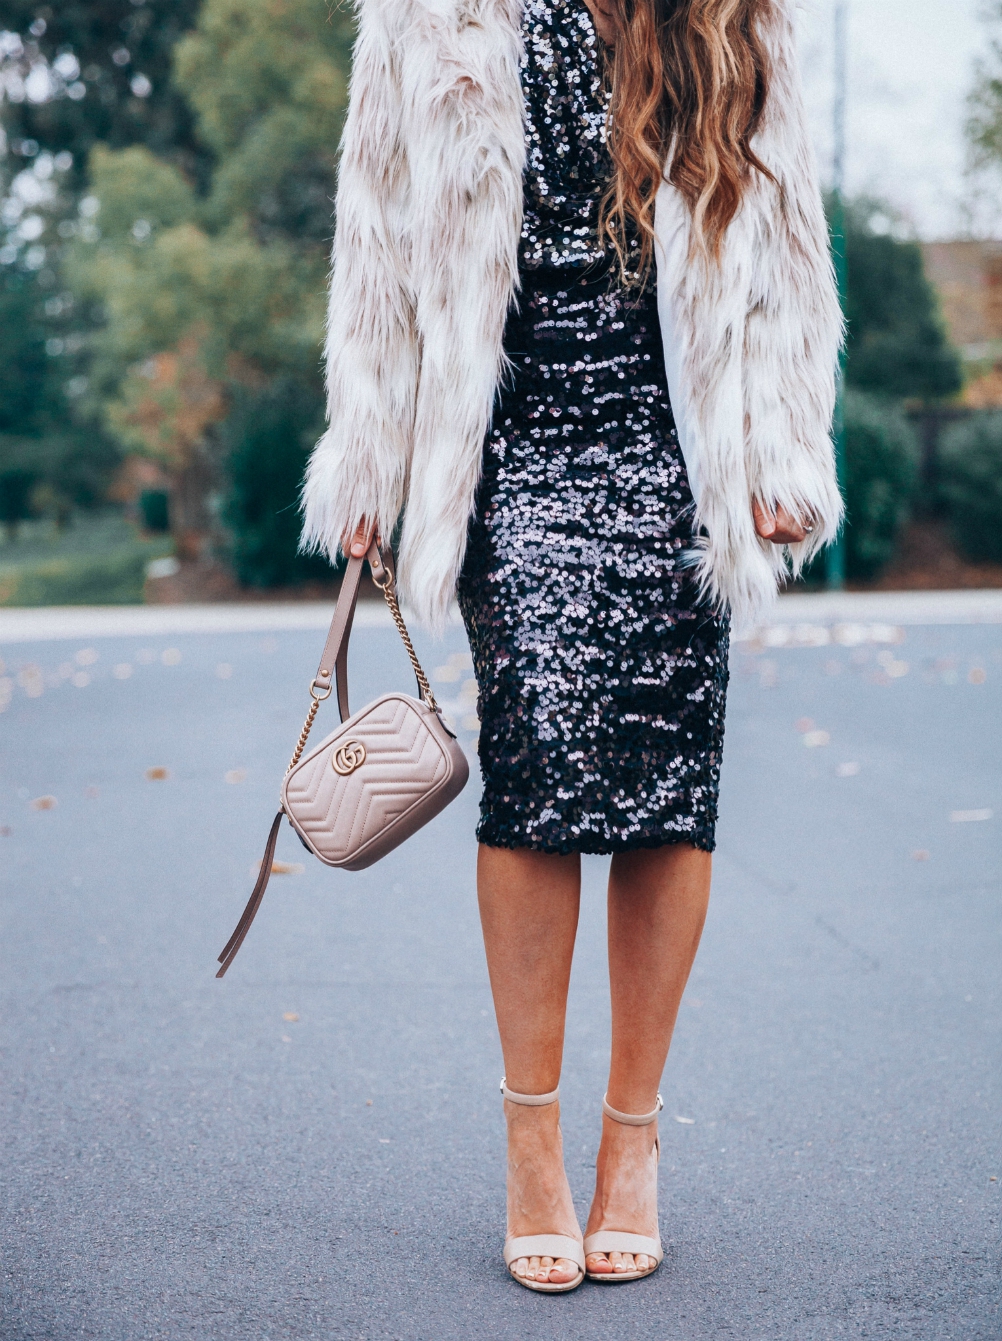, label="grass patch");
[0,513,173,606]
